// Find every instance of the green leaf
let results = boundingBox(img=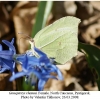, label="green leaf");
[42,1,53,28]
[32,1,53,37]
[34,16,81,64]
[78,42,100,90]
